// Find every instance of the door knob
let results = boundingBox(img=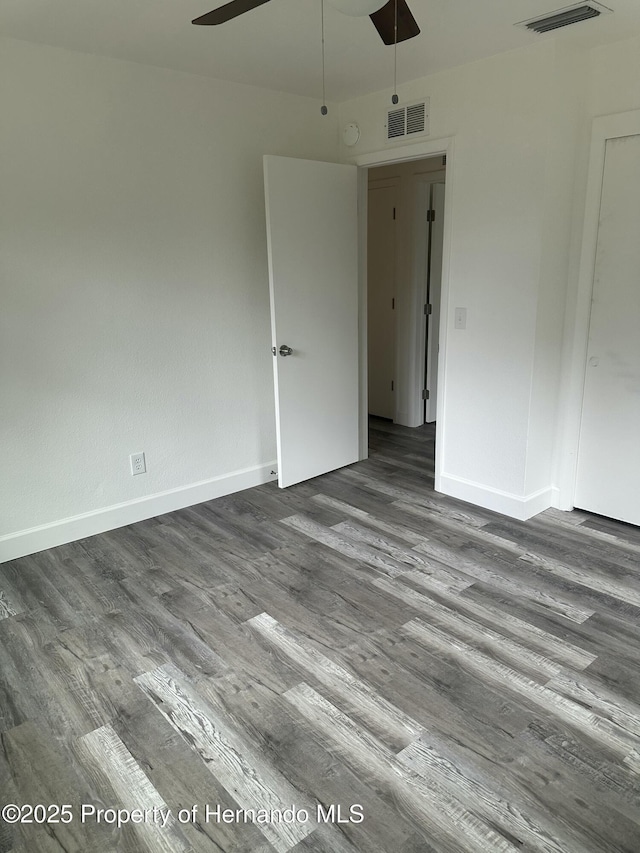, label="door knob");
[279,345,293,357]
